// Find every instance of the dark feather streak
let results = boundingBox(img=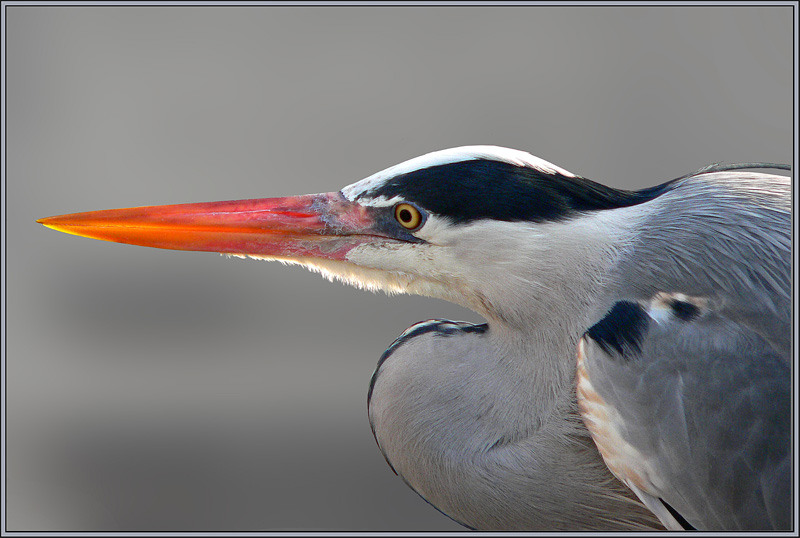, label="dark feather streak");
[585,301,650,360]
